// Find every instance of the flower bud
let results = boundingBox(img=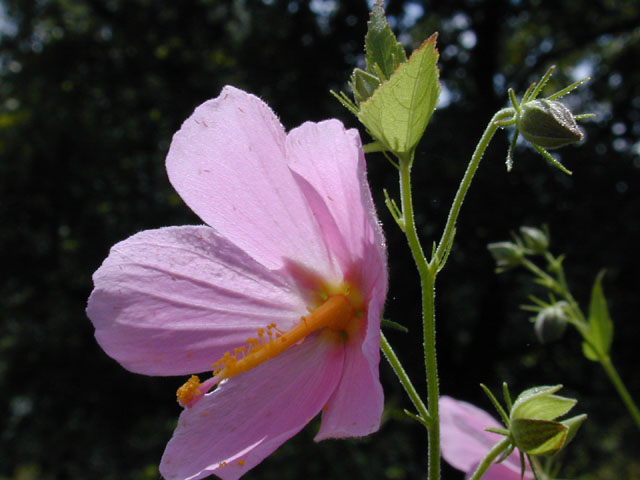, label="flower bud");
[509,385,586,456]
[518,99,583,149]
[534,301,568,343]
[487,241,524,269]
[519,226,549,254]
